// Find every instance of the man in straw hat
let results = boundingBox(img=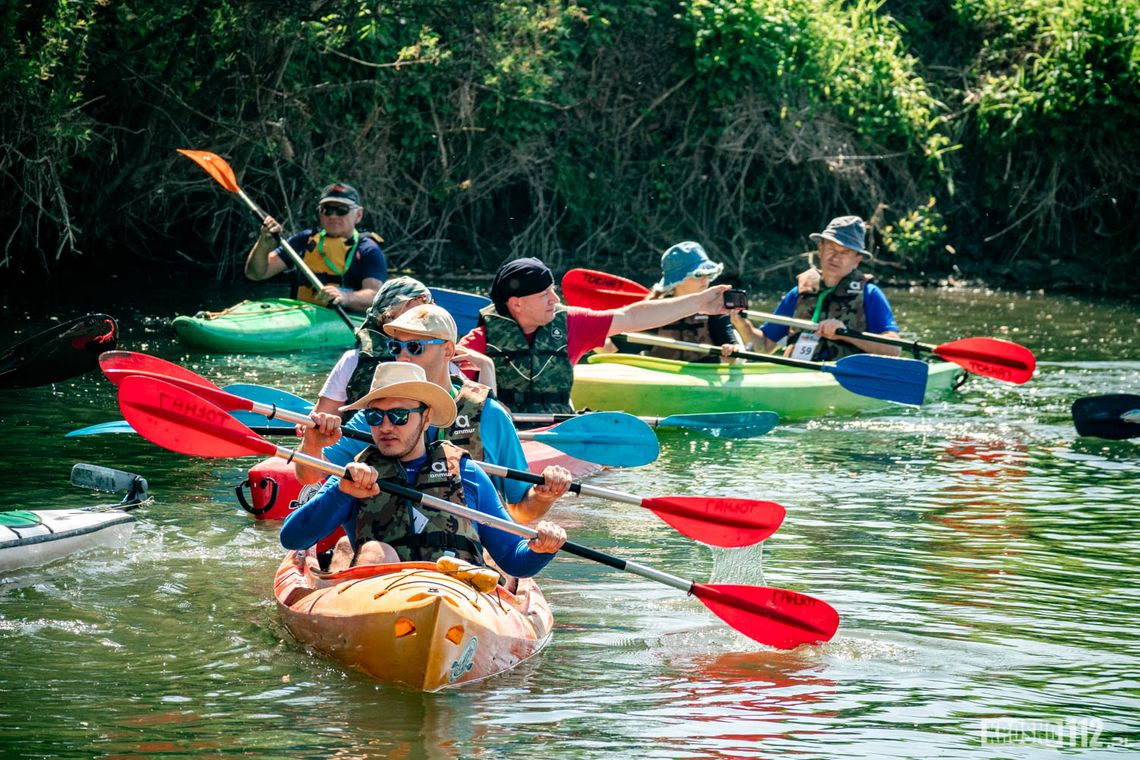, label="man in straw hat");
[281,362,567,575]
[459,256,732,414]
[296,302,573,524]
[733,215,902,361]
